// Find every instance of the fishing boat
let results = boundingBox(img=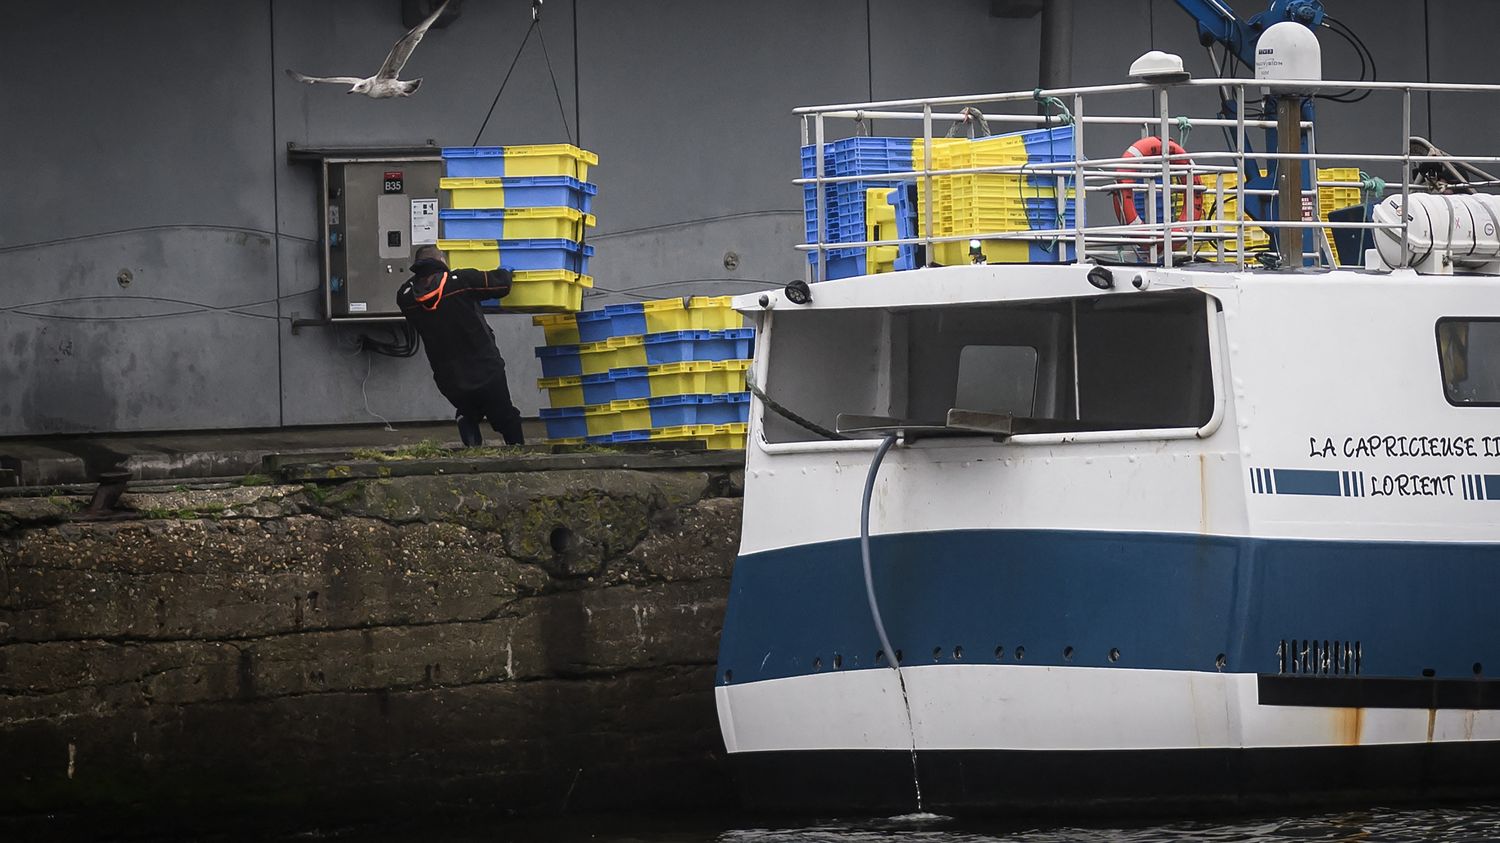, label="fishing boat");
[715,46,1500,814]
